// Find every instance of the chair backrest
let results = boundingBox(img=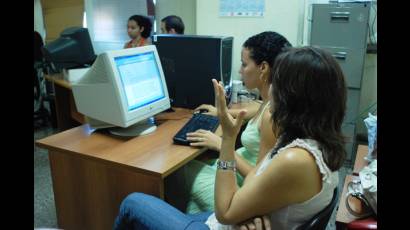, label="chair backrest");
[296,187,339,230]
